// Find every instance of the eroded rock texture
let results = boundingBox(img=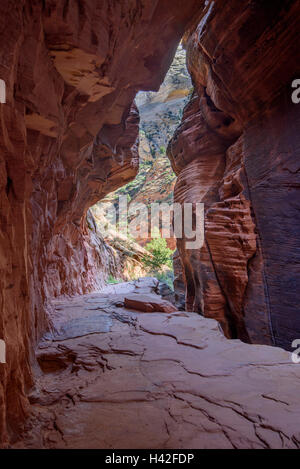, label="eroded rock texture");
[15,280,300,449]
[0,0,200,446]
[0,0,299,449]
[168,0,300,348]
